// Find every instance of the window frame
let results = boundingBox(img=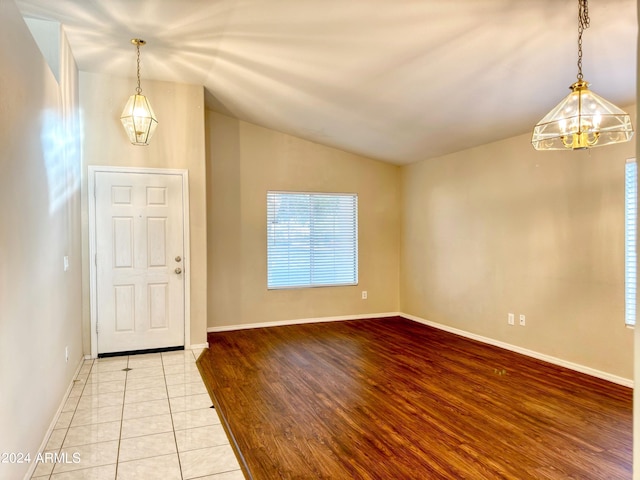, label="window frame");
[266,190,359,290]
